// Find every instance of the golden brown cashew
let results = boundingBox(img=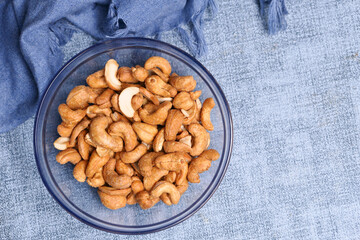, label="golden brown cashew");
[187,149,220,183]
[177,179,189,195]
[57,124,74,138]
[103,158,132,189]
[138,152,163,177]
[73,160,88,182]
[188,123,210,156]
[53,137,70,150]
[87,167,105,188]
[126,193,137,205]
[132,65,149,82]
[144,56,172,76]
[190,90,202,100]
[173,92,194,110]
[84,133,97,147]
[154,152,188,171]
[139,87,160,105]
[164,171,177,183]
[119,143,148,163]
[88,88,105,103]
[160,193,172,206]
[153,128,165,152]
[56,148,81,165]
[108,121,138,152]
[98,190,127,210]
[131,176,145,194]
[89,116,123,152]
[117,67,137,83]
[165,109,184,141]
[86,105,112,119]
[136,191,160,210]
[77,130,91,160]
[104,59,121,91]
[115,160,134,176]
[69,117,91,147]
[151,181,180,205]
[95,88,114,108]
[86,150,111,178]
[66,86,90,110]
[163,141,191,153]
[149,67,169,82]
[176,129,190,140]
[98,186,131,196]
[131,93,143,111]
[132,122,158,144]
[145,75,177,97]
[169,76,196,92]
[182,101,197,125]
[86,69,108,88]
[58,104,86,127]
[201,98,215,131]
[139,101,172,125]
[96,146,113,158]
[143,167,169,191]
[176,162,188,185]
